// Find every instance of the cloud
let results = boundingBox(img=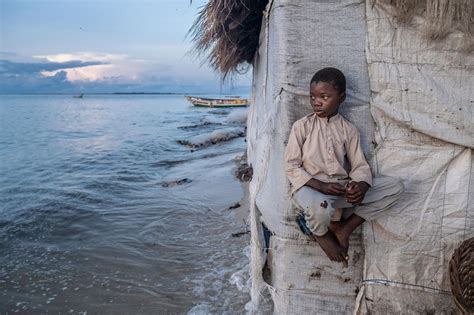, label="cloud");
[0,52,251,94]
[33,52,171,83]
[41,60,169,83]
[0,69,74,94]
[0,52,17,57]
[34,52,127,63]
[0,58,100,93]
[0,59,105,75]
